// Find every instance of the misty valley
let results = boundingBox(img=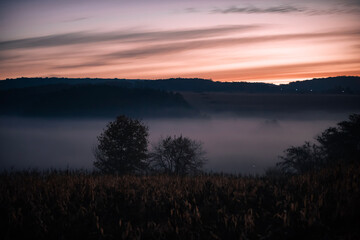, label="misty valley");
[1,77,359,174]
[0,113,350,174]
